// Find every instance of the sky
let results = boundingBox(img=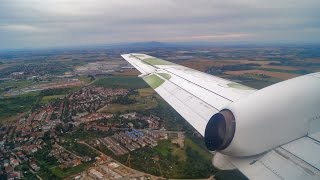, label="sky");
[0,0,319,49]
